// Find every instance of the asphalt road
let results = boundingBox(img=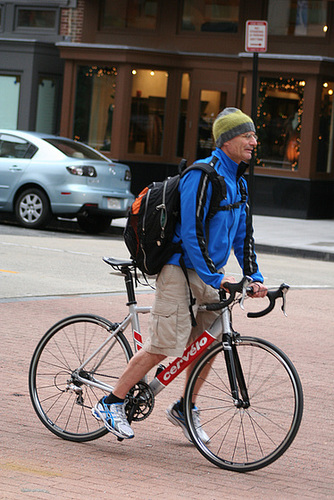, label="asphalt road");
[0,218,333,301]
